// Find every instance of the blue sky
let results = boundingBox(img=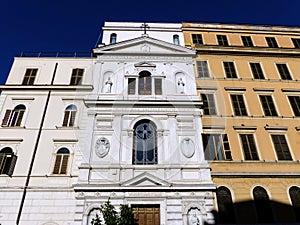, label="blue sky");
[1,0,300,84]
